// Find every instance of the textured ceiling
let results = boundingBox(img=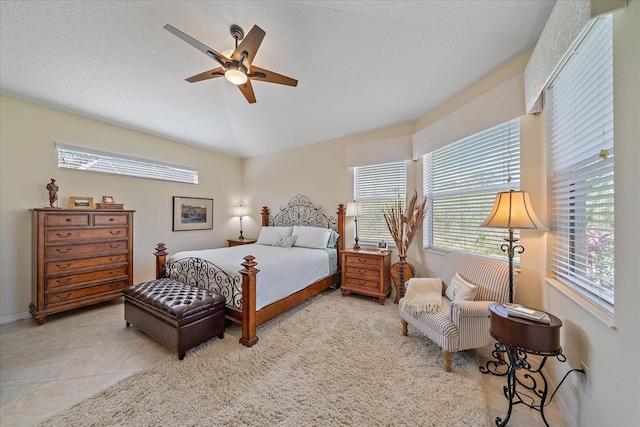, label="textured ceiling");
[0,0,555,158]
